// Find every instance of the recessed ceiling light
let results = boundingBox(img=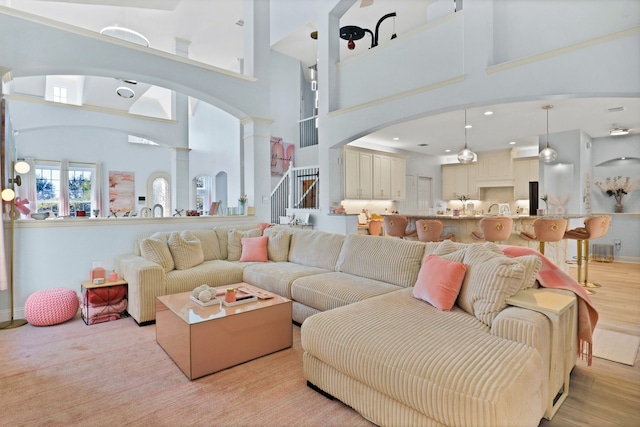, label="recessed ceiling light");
[116,87,135,99]
[464,124,472,129]
[484,111,493,115]
[610,128,630,136]
[509,141,516,145]
[445,149,451,153]
[393,137,400,141]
